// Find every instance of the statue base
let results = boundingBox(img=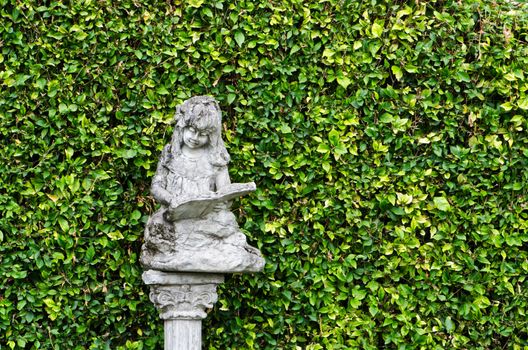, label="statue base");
[143,270,224,350]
